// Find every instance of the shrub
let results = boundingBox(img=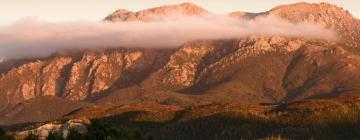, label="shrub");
[46,131,64,140]
[0,135,15,140]
[24,132,39,140]
[66,128,84,140]
[85,119,147,140]
[65,119,148,140]
[0,128,15,140]
[0,128,5,136]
